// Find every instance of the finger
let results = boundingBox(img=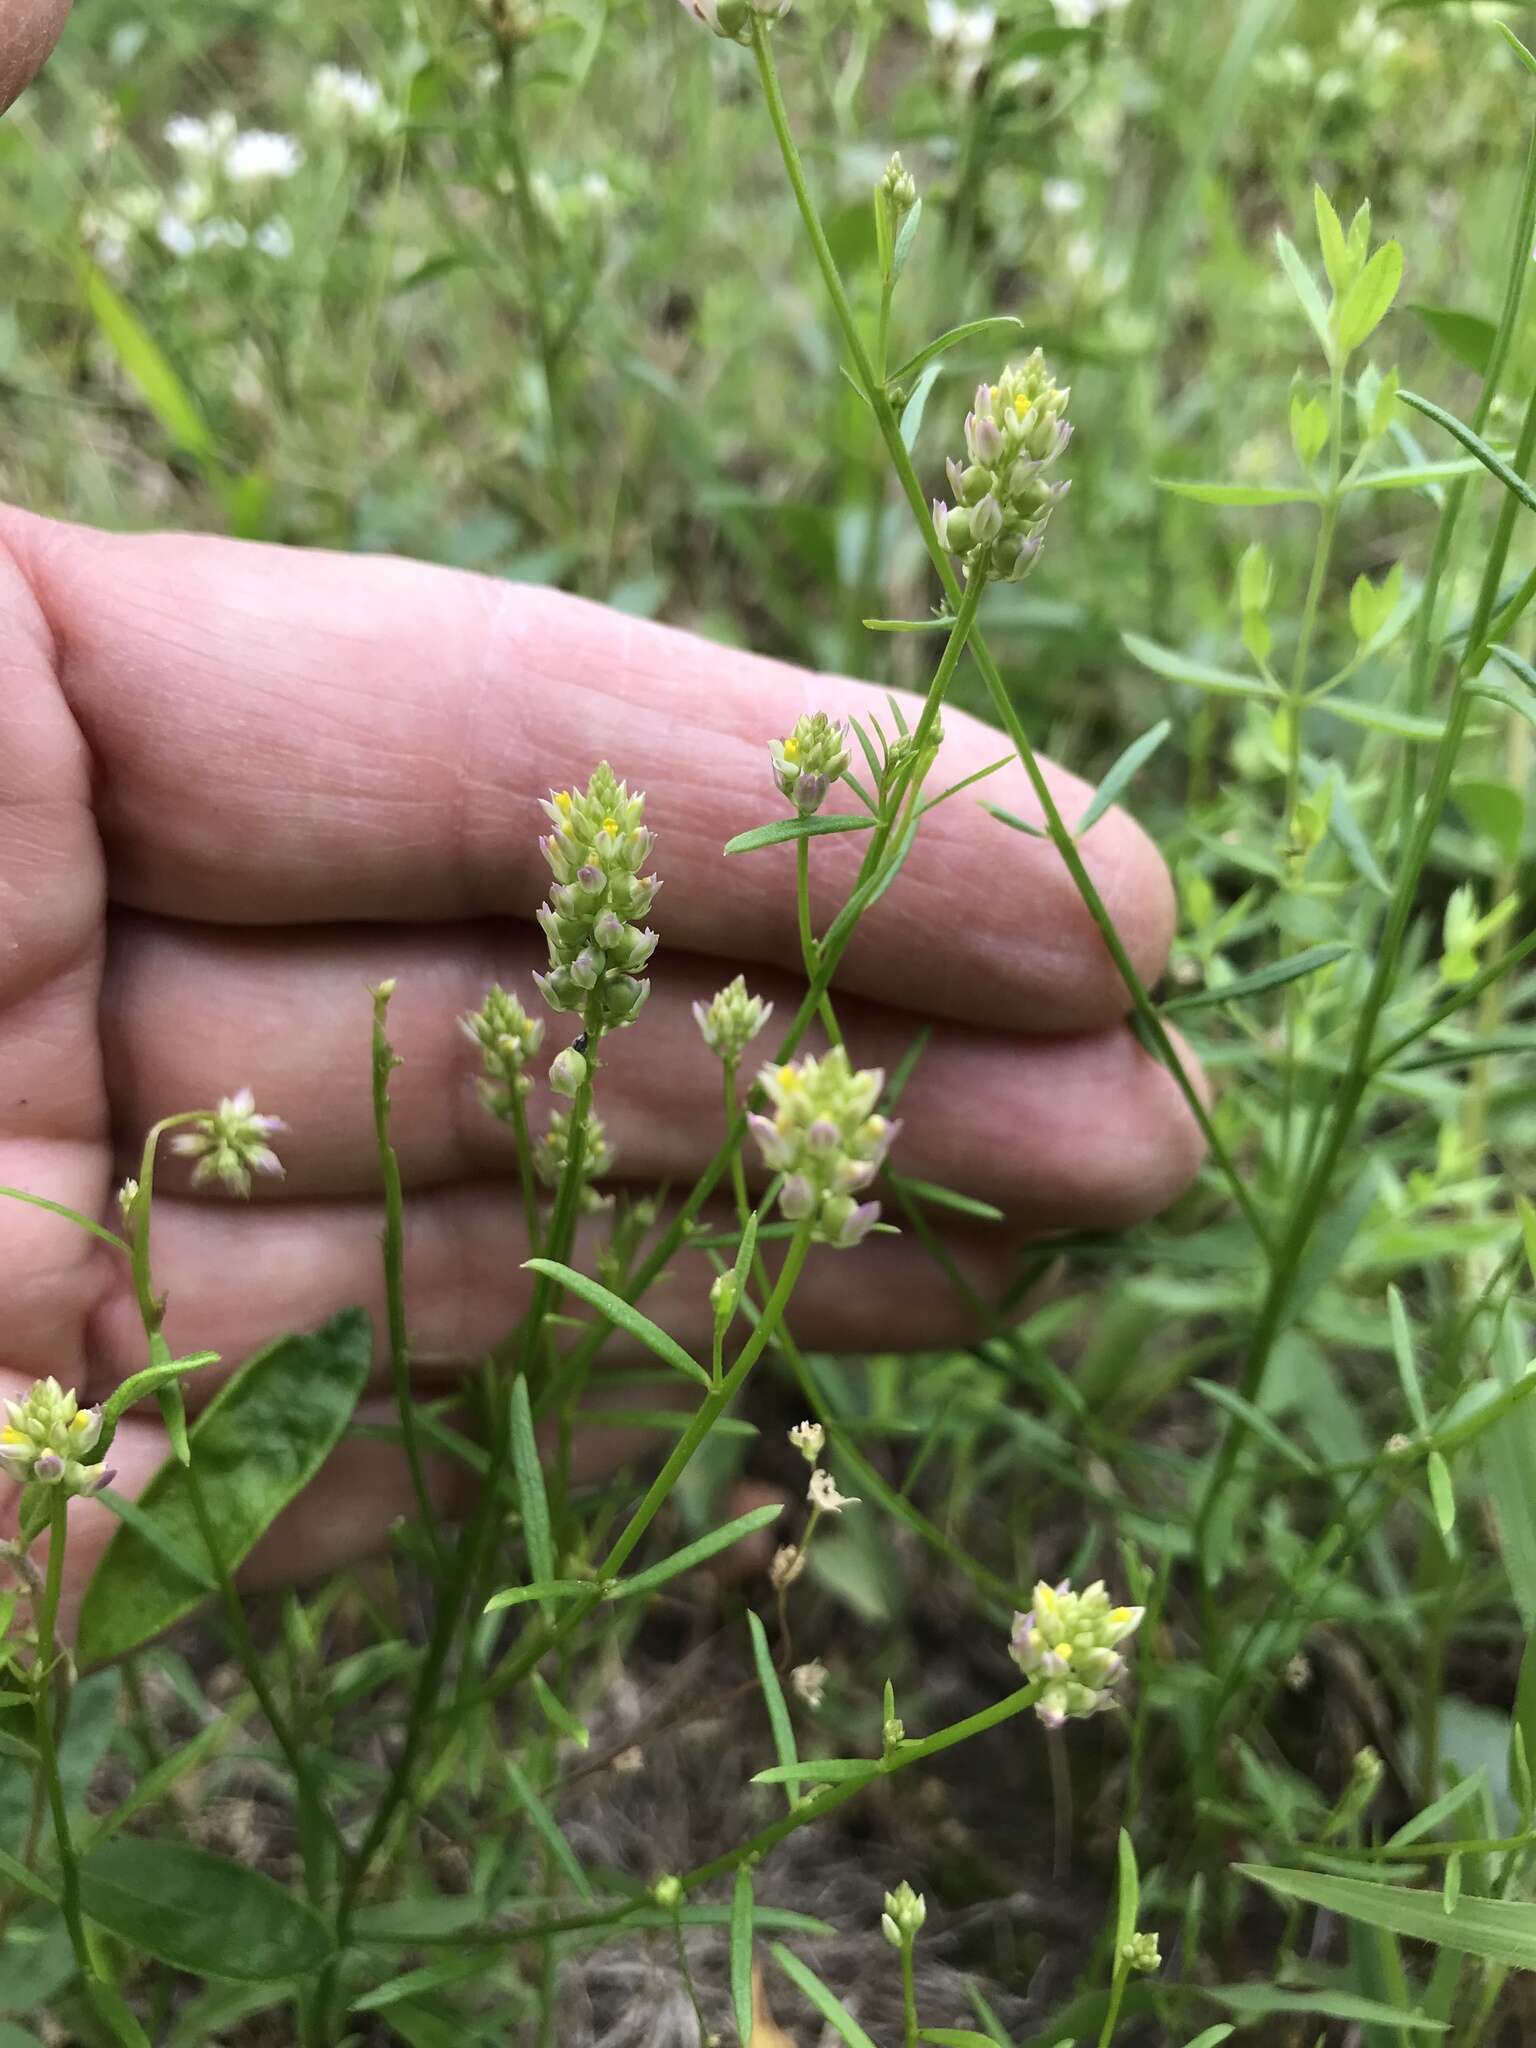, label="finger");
[77,1186,1047,1403]
[0,0,69,113]
[2,510,1172,1033]
[102,913,1205,1222]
